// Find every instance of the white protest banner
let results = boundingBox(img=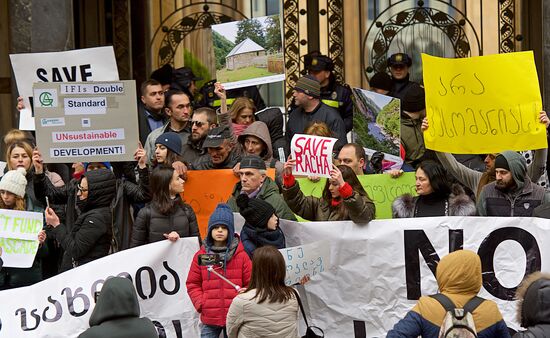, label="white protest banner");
[33,81,139,163]
[290,134,337,178]
[2,216,546,337]
[278,216,550,337]
[280,240,331,285]
[0,238,200,337]
[0,209,43,268]
[9,46,119,130]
